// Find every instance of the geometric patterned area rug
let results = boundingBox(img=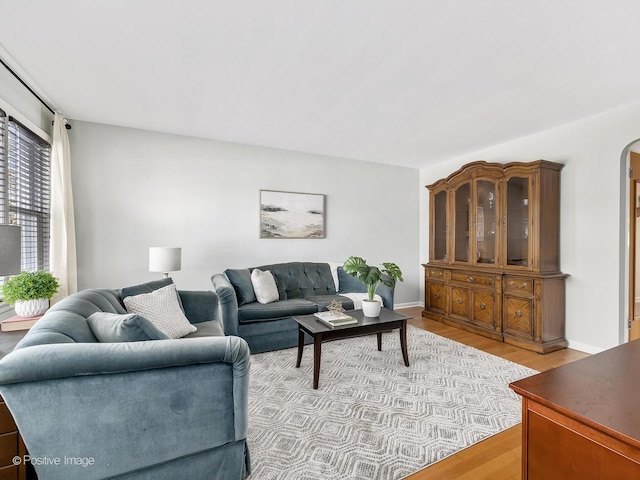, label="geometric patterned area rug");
[247,325,537,479]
